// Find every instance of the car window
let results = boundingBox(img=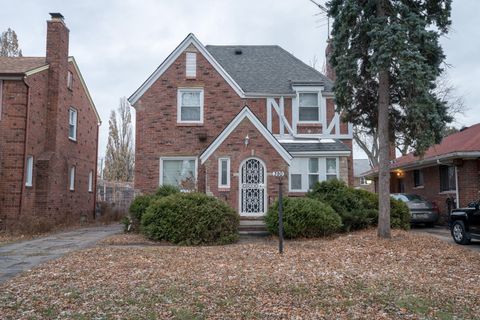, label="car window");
[391,194,408,202]
[405,194,425,202]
